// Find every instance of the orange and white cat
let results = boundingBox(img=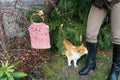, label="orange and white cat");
[63,39,88,67]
